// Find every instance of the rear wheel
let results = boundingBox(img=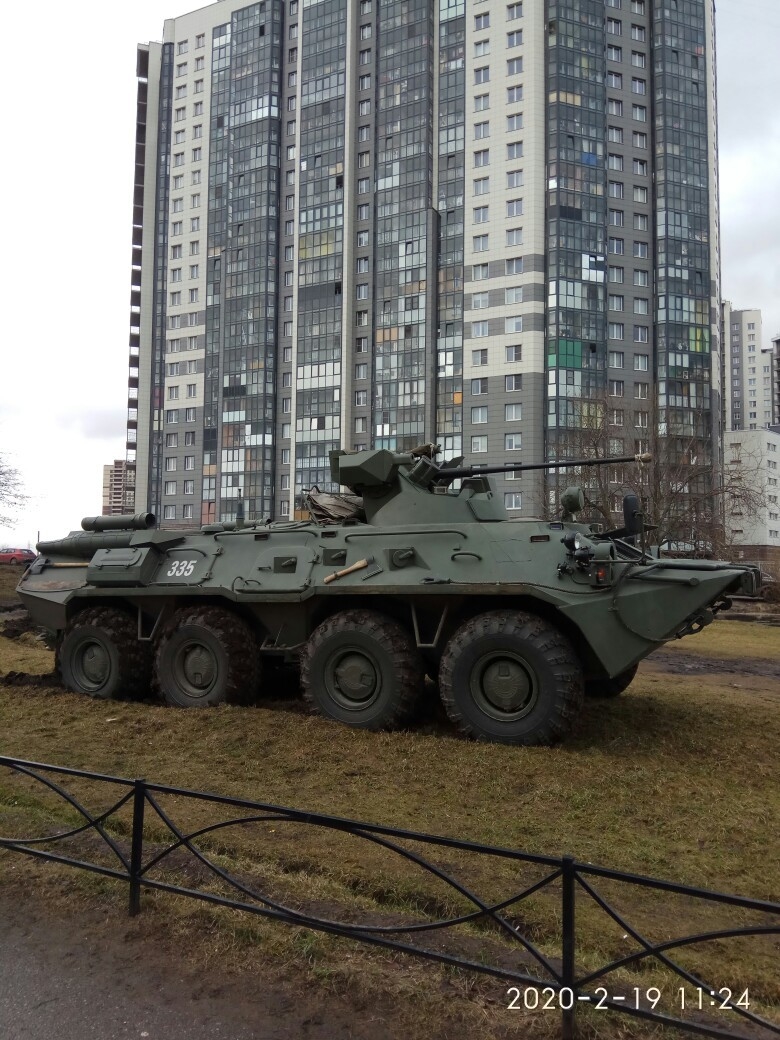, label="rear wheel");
[439,610,583,746]
[301,609,423,730]
[60,608,150,700]
[155,606,260,707]
[585,663,638,698]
